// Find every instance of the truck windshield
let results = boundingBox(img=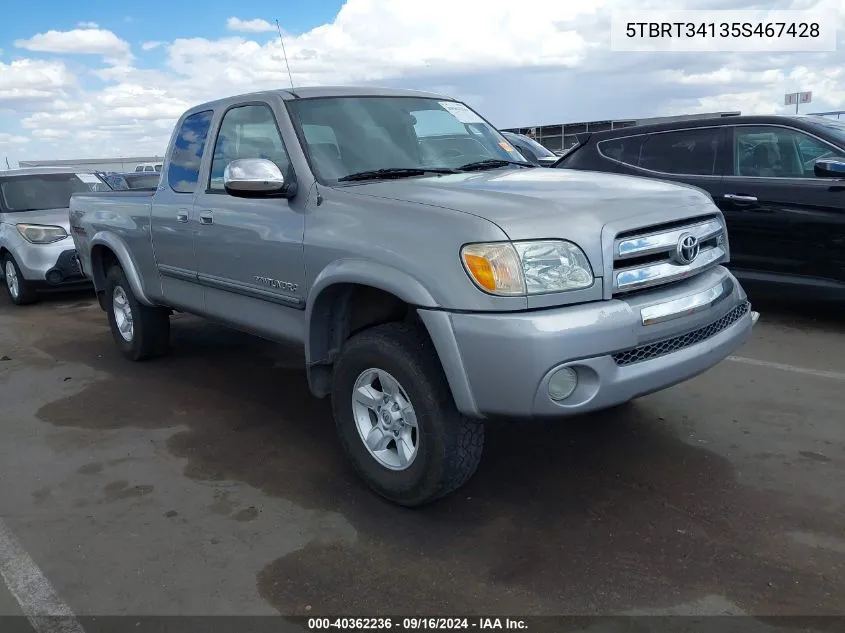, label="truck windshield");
[0,172,108,212]
[287,96,529,183]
